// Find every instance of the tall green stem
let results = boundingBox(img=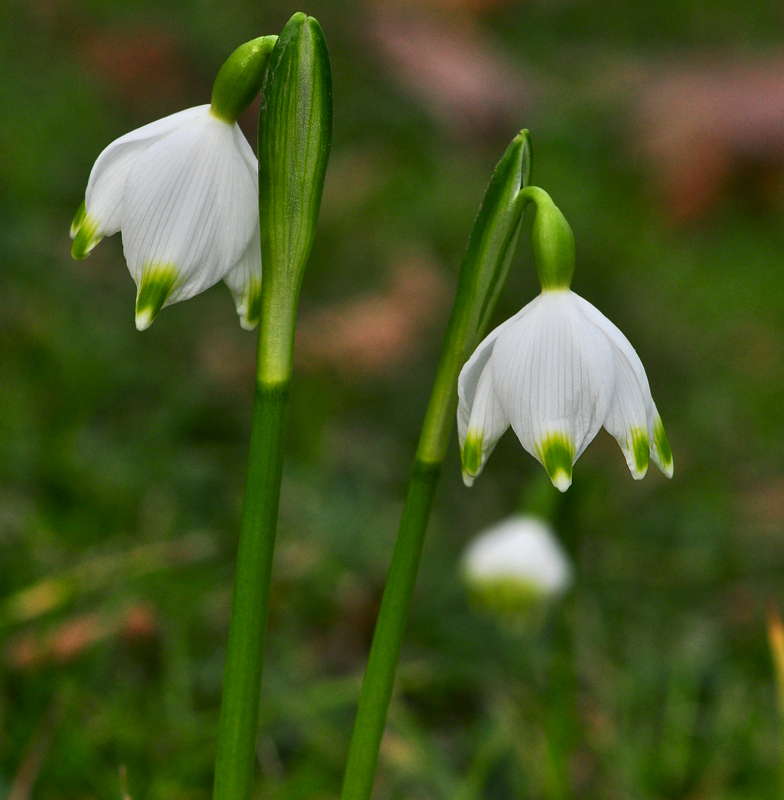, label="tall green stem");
[340,131,532,800]
[212,344,292,800]
[212,12,332,800]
